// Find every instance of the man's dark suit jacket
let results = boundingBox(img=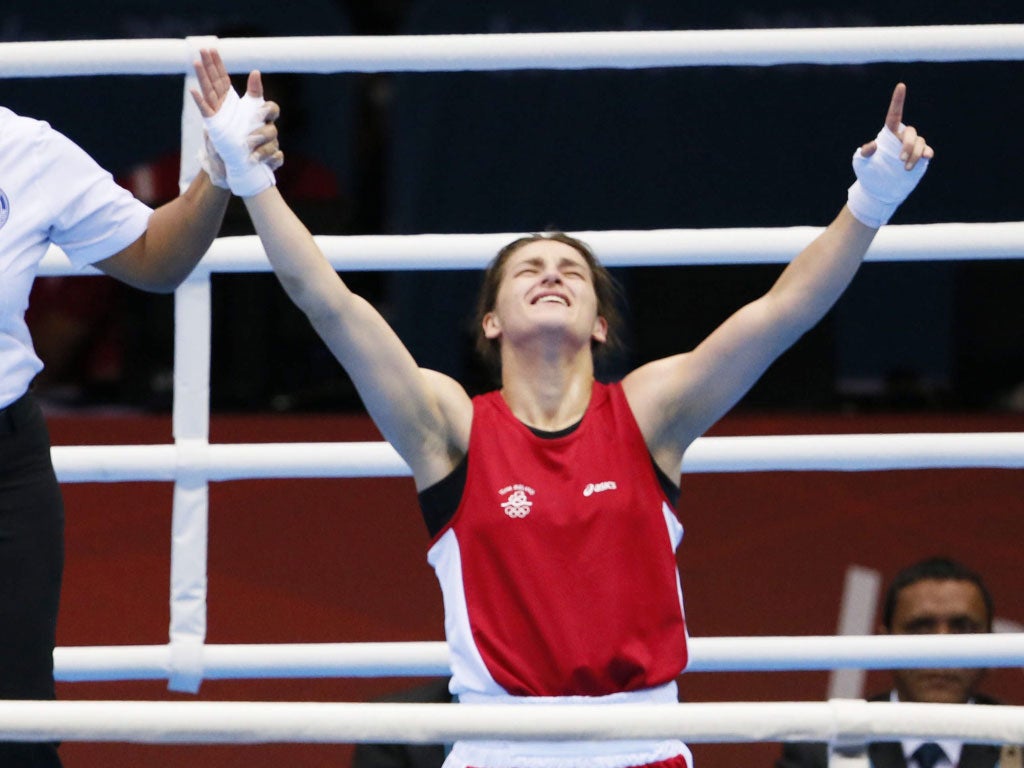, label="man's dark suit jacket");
[775,693,1004,768]
[351,678,452,768]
